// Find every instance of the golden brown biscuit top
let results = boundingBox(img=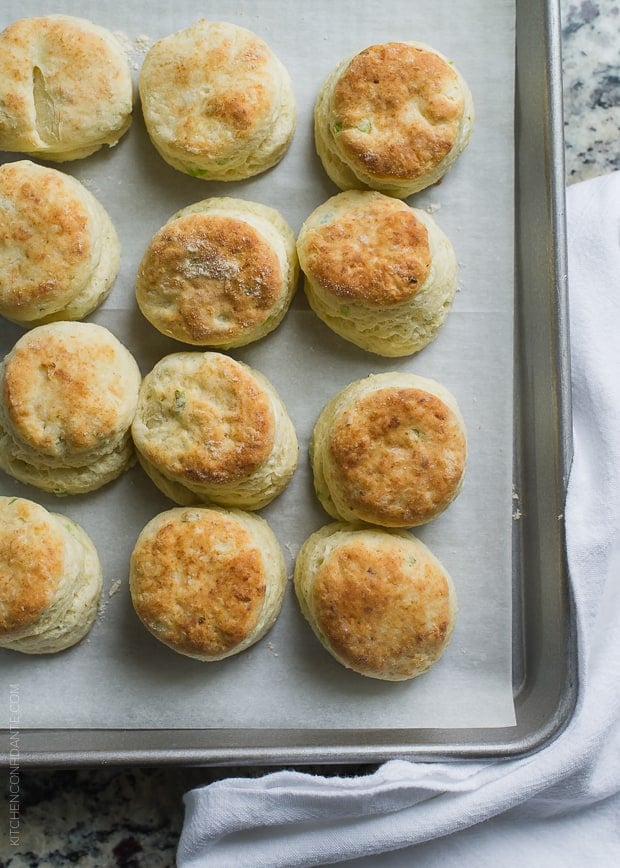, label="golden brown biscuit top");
[328,387,466,525]
[137,213,282,342]
[0,162,95,316]
[330,42,464,181]
[133,353,276,485]
[0,15,131,149]
[312,534,452,678]
[140,21,277,157]
[0,497,64,635]
[2,323,138,457]
[130,509,266,656]
[302,195,430,305]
